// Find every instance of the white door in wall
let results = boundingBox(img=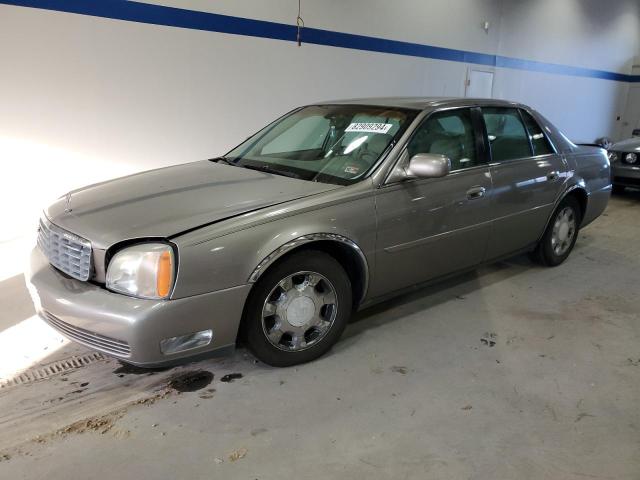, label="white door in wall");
[465,69,494,99]
[620,85,640,140]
